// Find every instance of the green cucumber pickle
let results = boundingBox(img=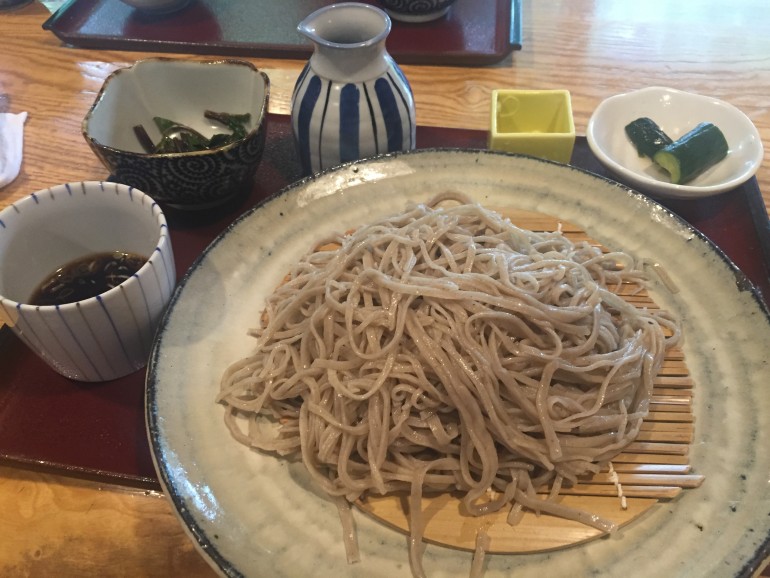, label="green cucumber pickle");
[625,117,673,159]
[653,122,728,184]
